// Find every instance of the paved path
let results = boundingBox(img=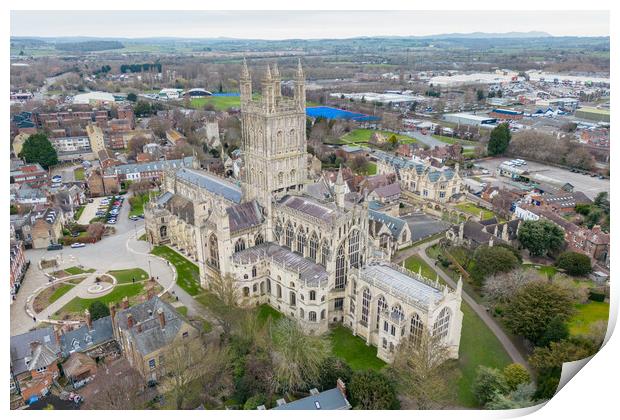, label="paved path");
[394,238,529,369]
